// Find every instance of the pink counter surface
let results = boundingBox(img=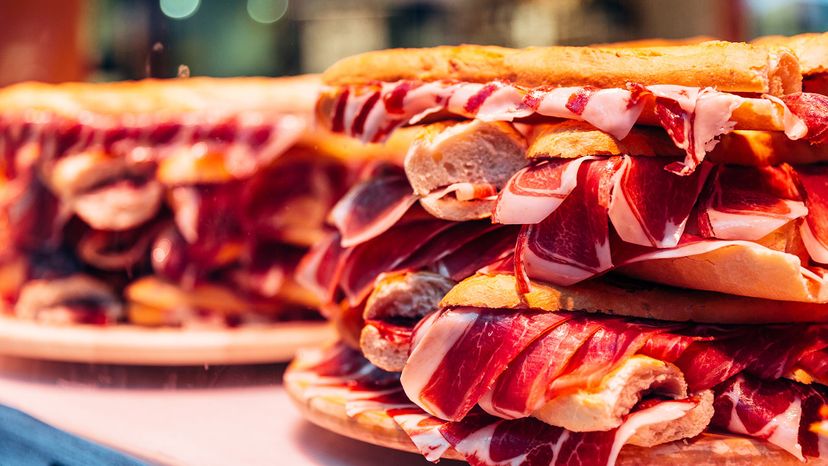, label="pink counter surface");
[0,357,456,465]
